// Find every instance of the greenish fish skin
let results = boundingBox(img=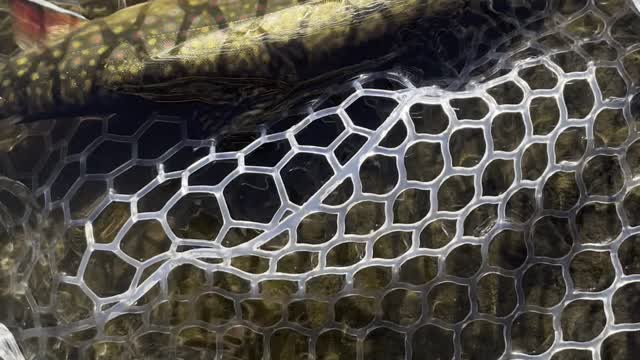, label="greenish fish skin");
[0,0,468,121]
[0,0,302,118]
